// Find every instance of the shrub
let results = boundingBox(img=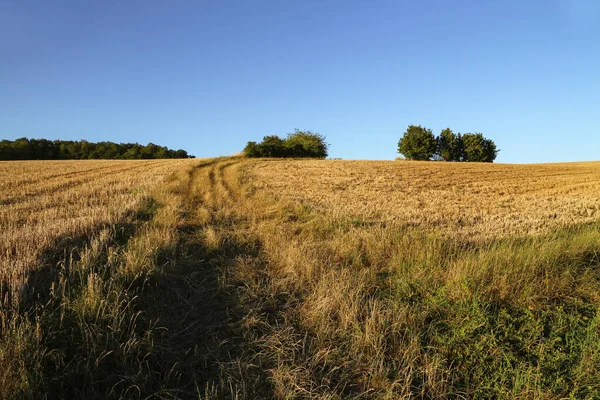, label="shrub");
[244,130,328,158]
[243,141,261,157]
[285,130,328,158]
[257,135,287,157]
